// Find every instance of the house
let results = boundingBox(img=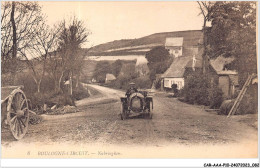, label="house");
[210,56,239,99]
[105,73,116,83]
[161,45,203,90]
[184,54,239,99]
[161,56,191,90]
[161,31,203,90]
[165,37,183,58]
